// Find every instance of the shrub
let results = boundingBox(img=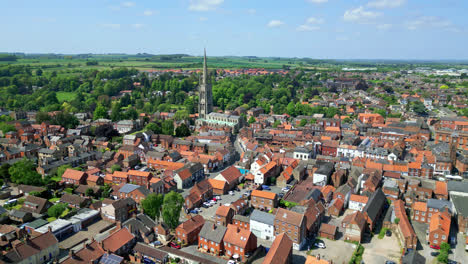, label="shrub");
[378,228,388,239]
[394,218,400,224]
